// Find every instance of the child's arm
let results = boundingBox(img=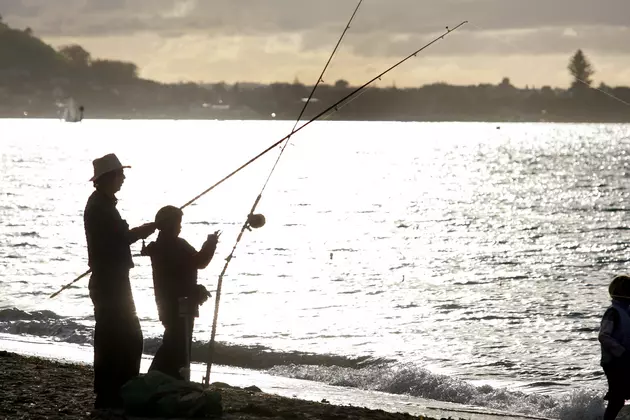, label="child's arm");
[180,232,219,269]
[193,237,218,269]
[599,308,626,358]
